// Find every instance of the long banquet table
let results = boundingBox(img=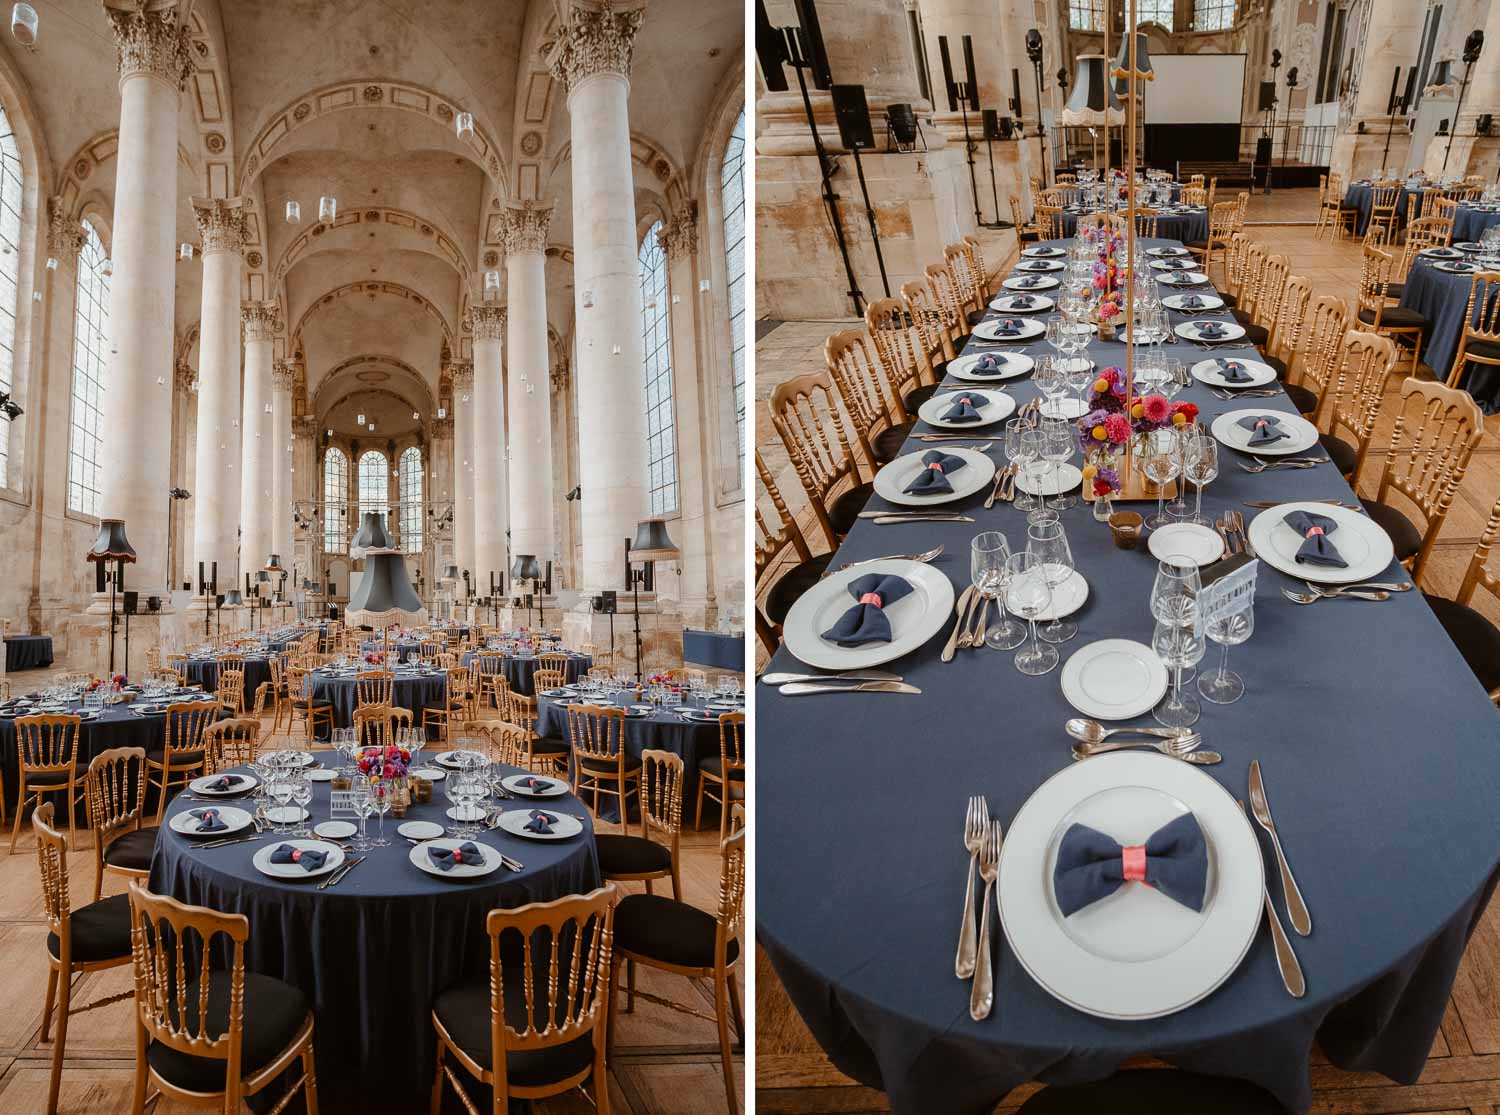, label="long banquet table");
[1398,255,1500,412]
[1451,202,1500,243]
[757,237,1500,1115]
